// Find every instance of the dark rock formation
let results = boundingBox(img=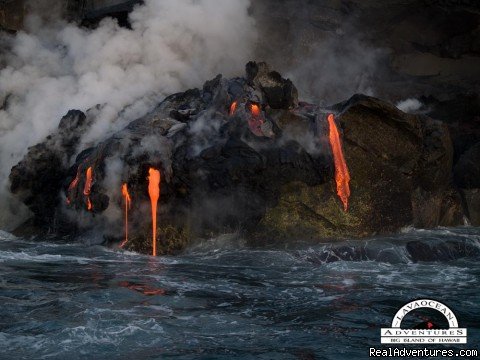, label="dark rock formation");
[453,141,480,226]
[9,62,468,253]
[257,94,464,242]
[9,109,94,230]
